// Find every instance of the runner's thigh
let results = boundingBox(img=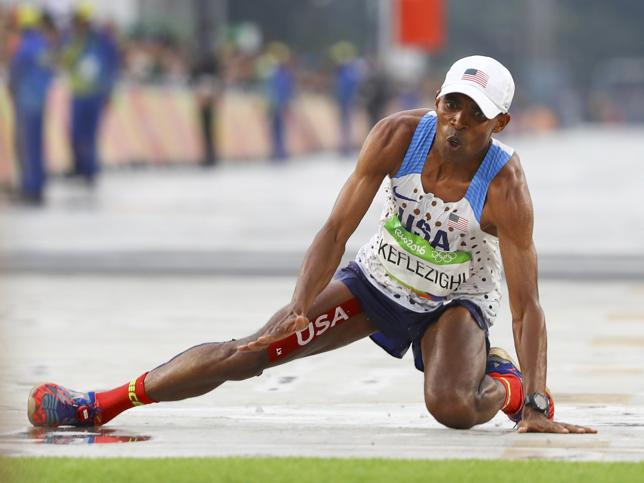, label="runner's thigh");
[420,305,488,396]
